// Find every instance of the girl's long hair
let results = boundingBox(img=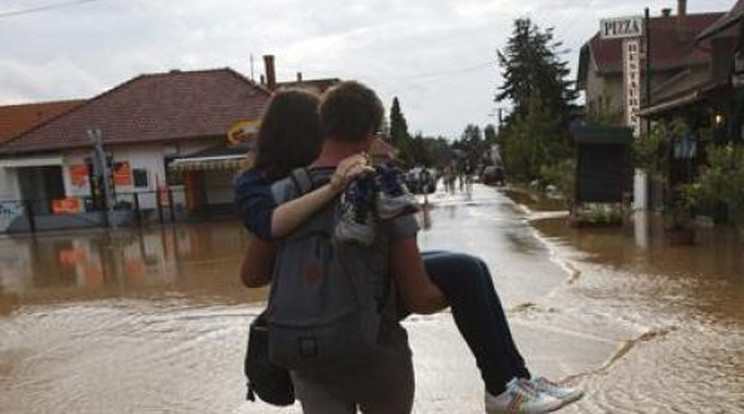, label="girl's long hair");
[253,89,323,181]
